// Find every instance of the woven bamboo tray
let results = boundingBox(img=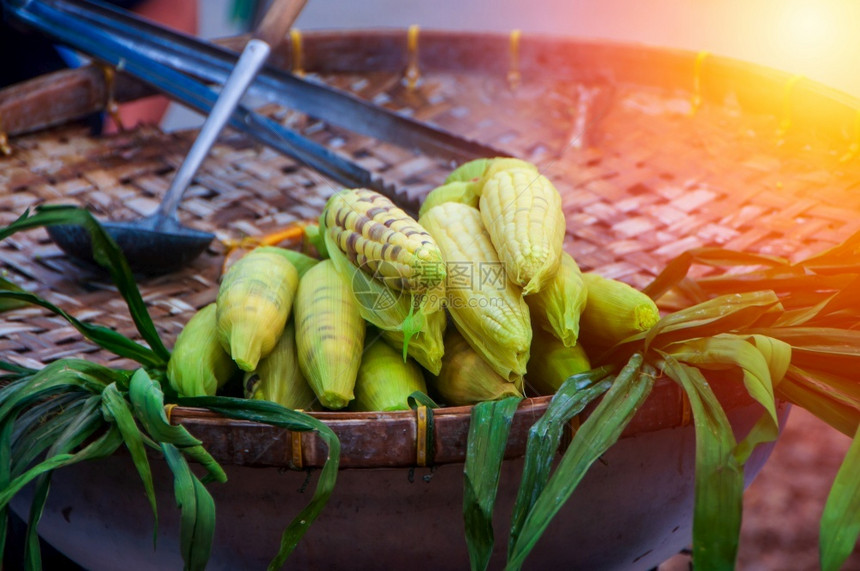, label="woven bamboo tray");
[2,29,857,469]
